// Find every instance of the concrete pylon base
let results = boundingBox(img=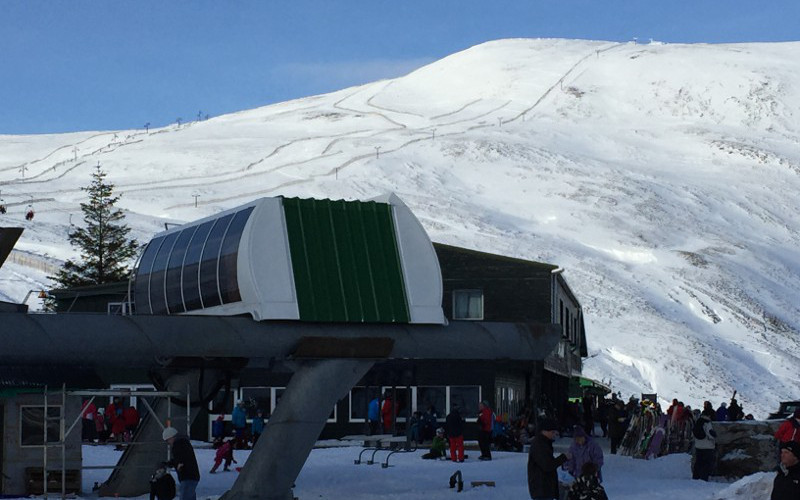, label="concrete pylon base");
[98,368,225,497]
[220,358,375,500]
